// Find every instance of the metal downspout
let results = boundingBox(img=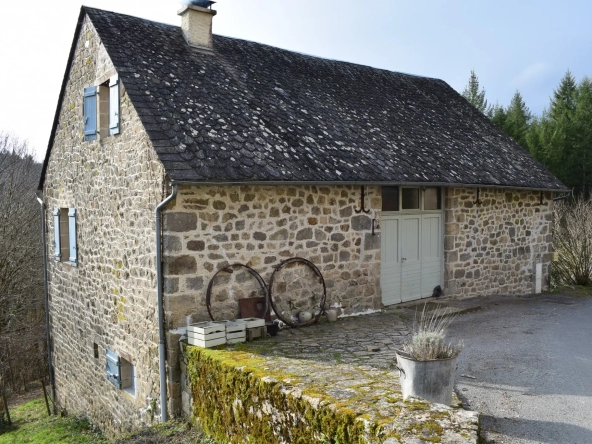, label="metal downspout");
[35,192,56,414]
[155,184,178,423]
